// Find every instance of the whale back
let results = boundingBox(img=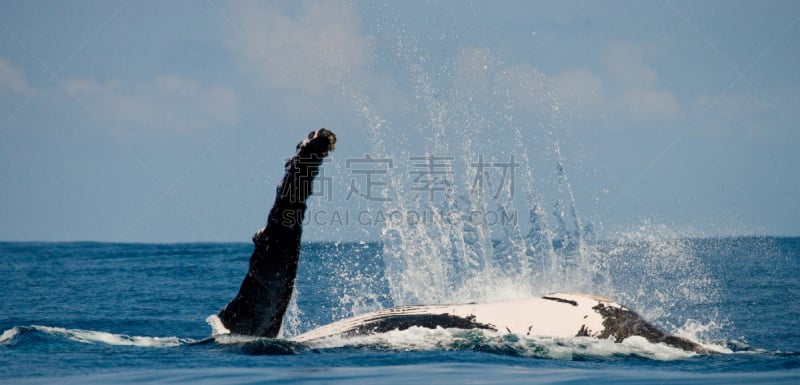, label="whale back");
[293,293,712,354]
